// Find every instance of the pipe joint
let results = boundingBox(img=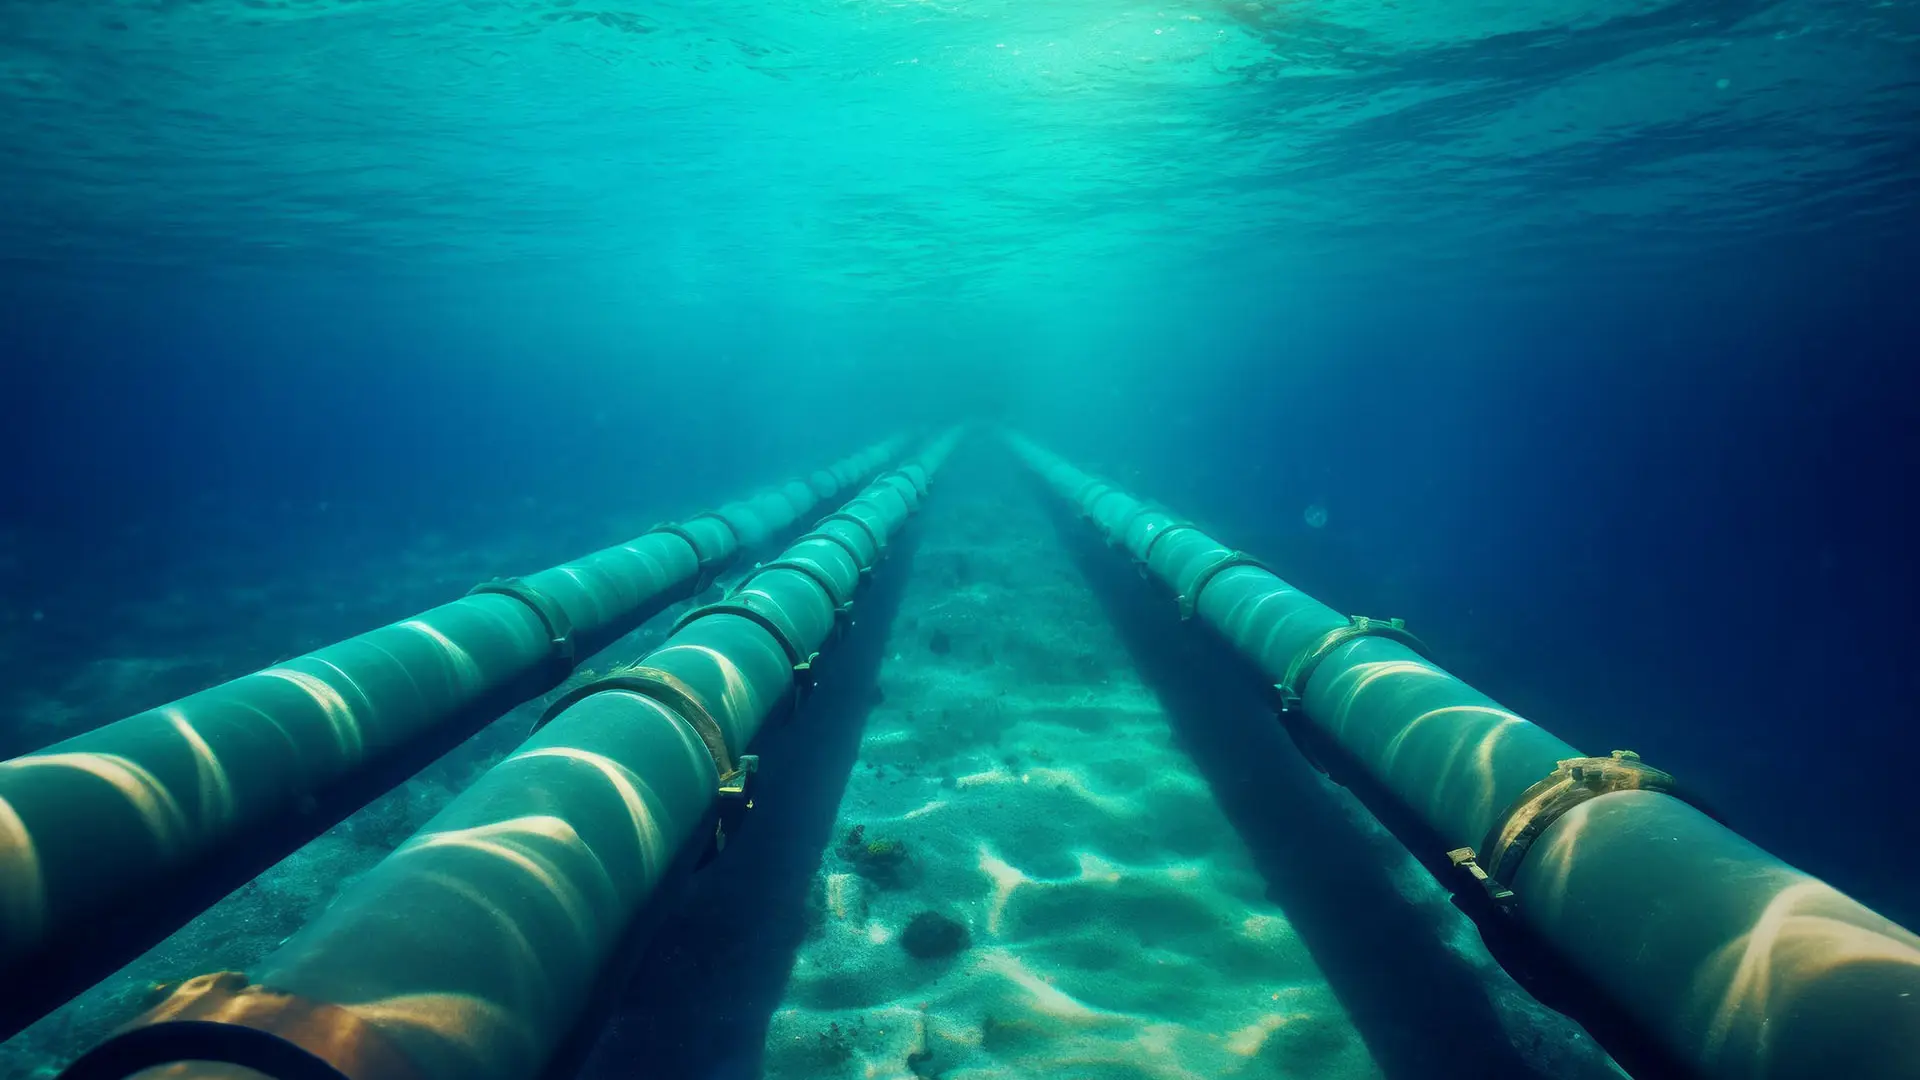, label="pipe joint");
[814,511,885,560]
[1453,750,1685,913]
[669,600,824,720]
[1137,521,1201,567]
[795,529,875,583]
[741,557,854,610]
[533,668,736,778]
[533,667,765,868]
[643,514,738,583]
[1176,551,1270,621]
[1274,615,1428,715]
[1269,615,1429,779]
[467,576,577,679]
